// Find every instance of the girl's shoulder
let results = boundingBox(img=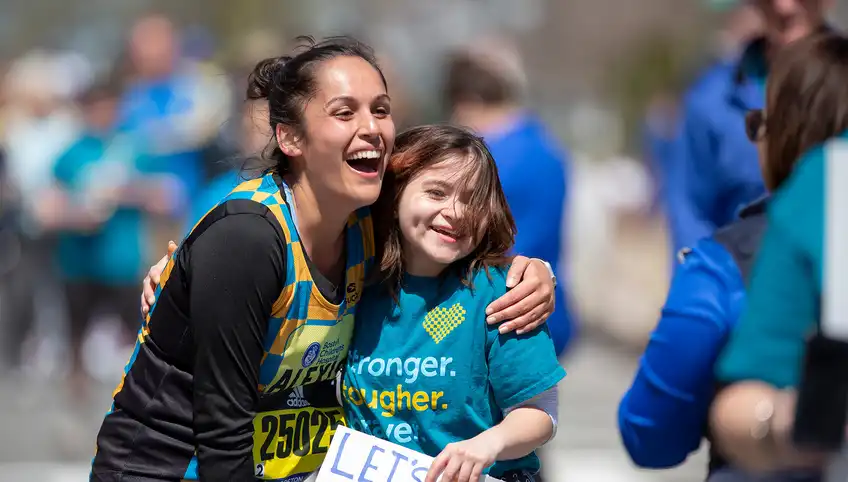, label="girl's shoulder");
[470,264,511,298]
